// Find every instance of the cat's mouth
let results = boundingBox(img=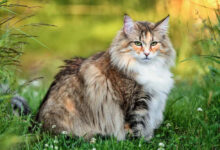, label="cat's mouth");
[142,57,151,62]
